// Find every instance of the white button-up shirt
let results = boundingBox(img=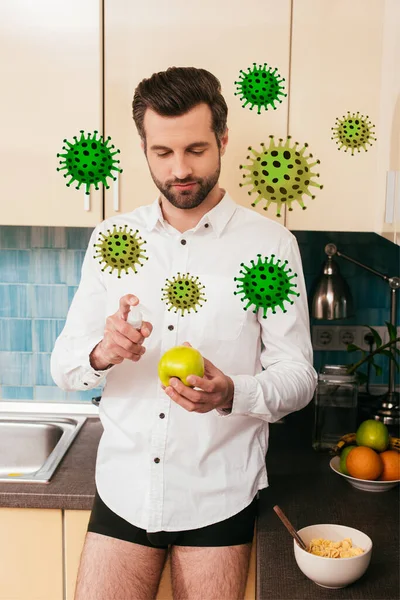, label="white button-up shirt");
[51,191,317,532]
